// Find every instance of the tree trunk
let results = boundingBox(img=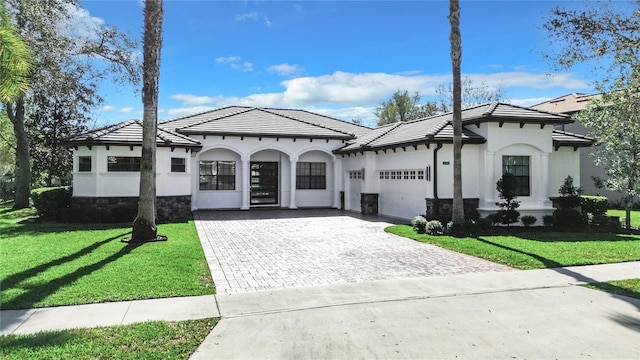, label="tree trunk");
[449,0,465,224]
[6,98,31,209]
[131,0,163,242]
